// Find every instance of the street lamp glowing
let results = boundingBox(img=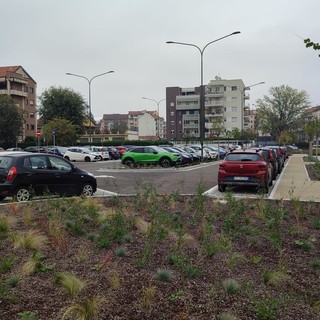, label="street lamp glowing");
[166,31,241,160]
[66,71,114,146]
